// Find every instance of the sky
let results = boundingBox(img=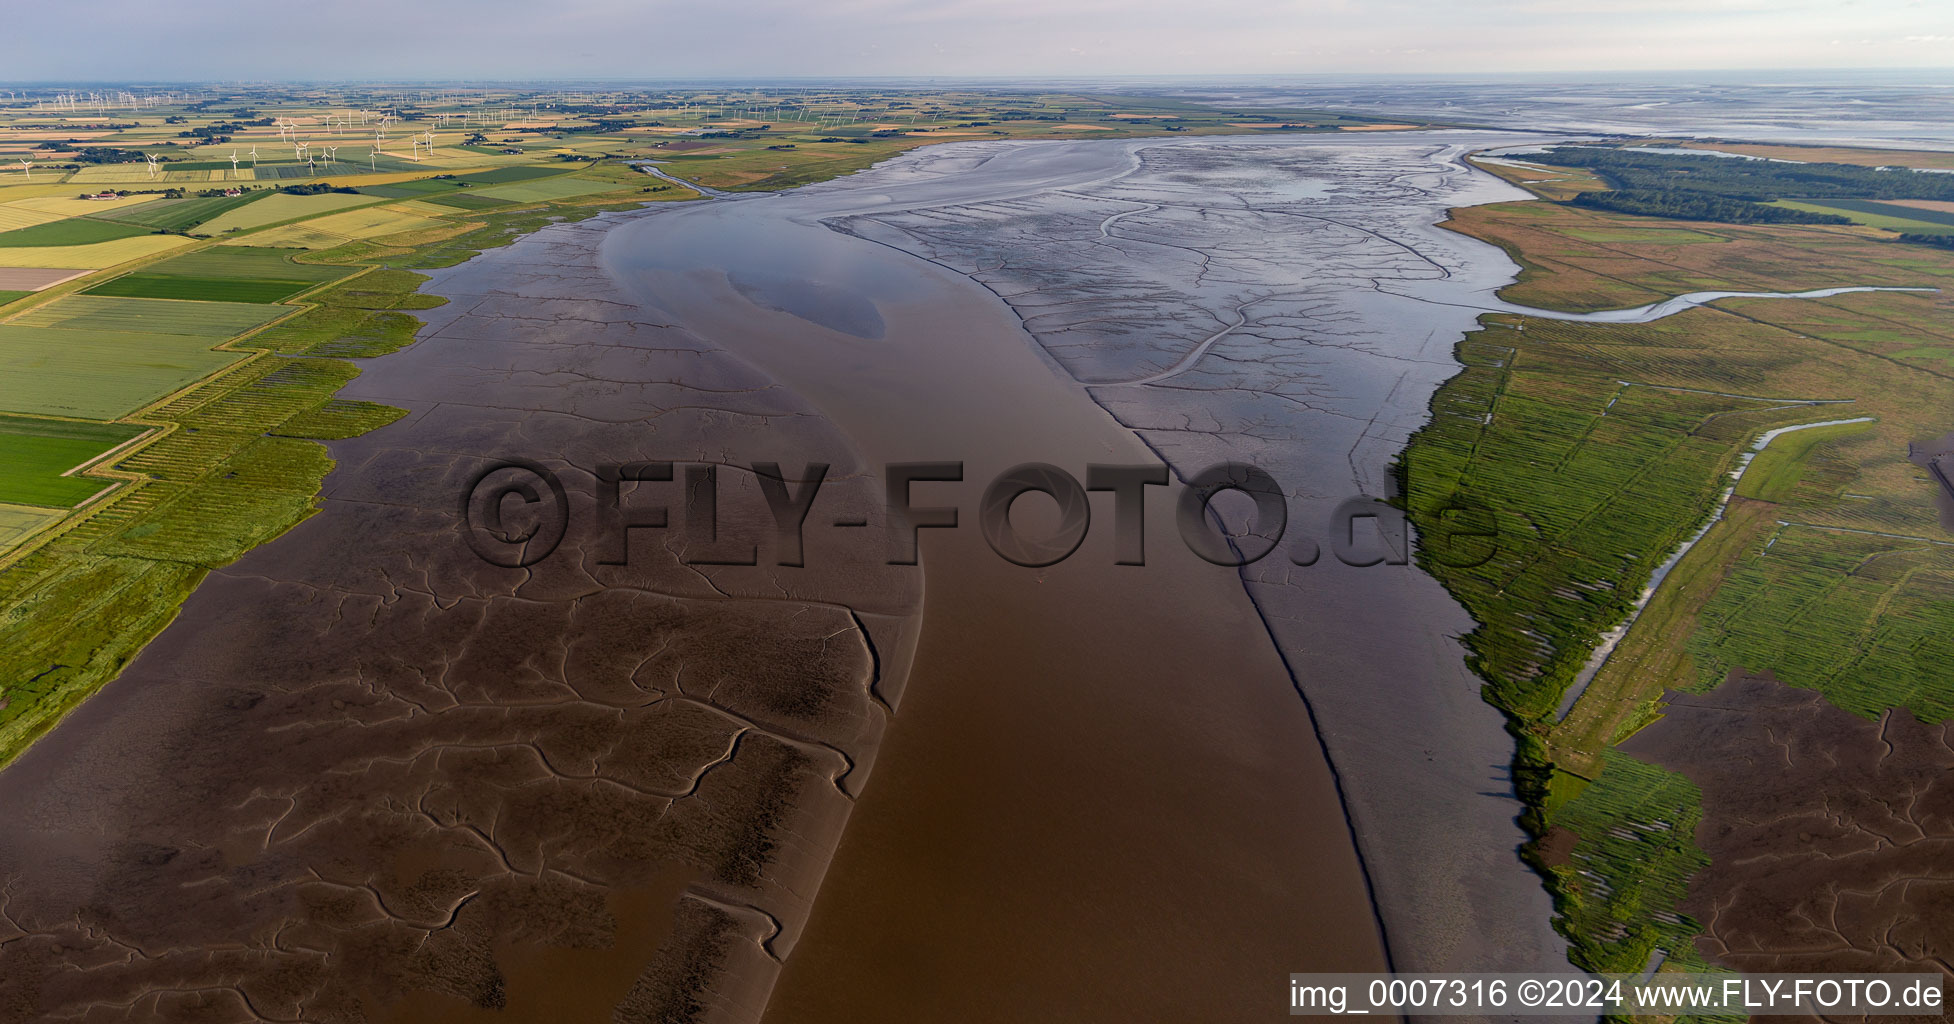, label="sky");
[1,0,1951,80]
